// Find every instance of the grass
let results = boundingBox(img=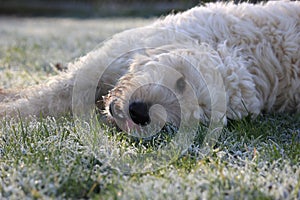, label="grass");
[0,17,299,199]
